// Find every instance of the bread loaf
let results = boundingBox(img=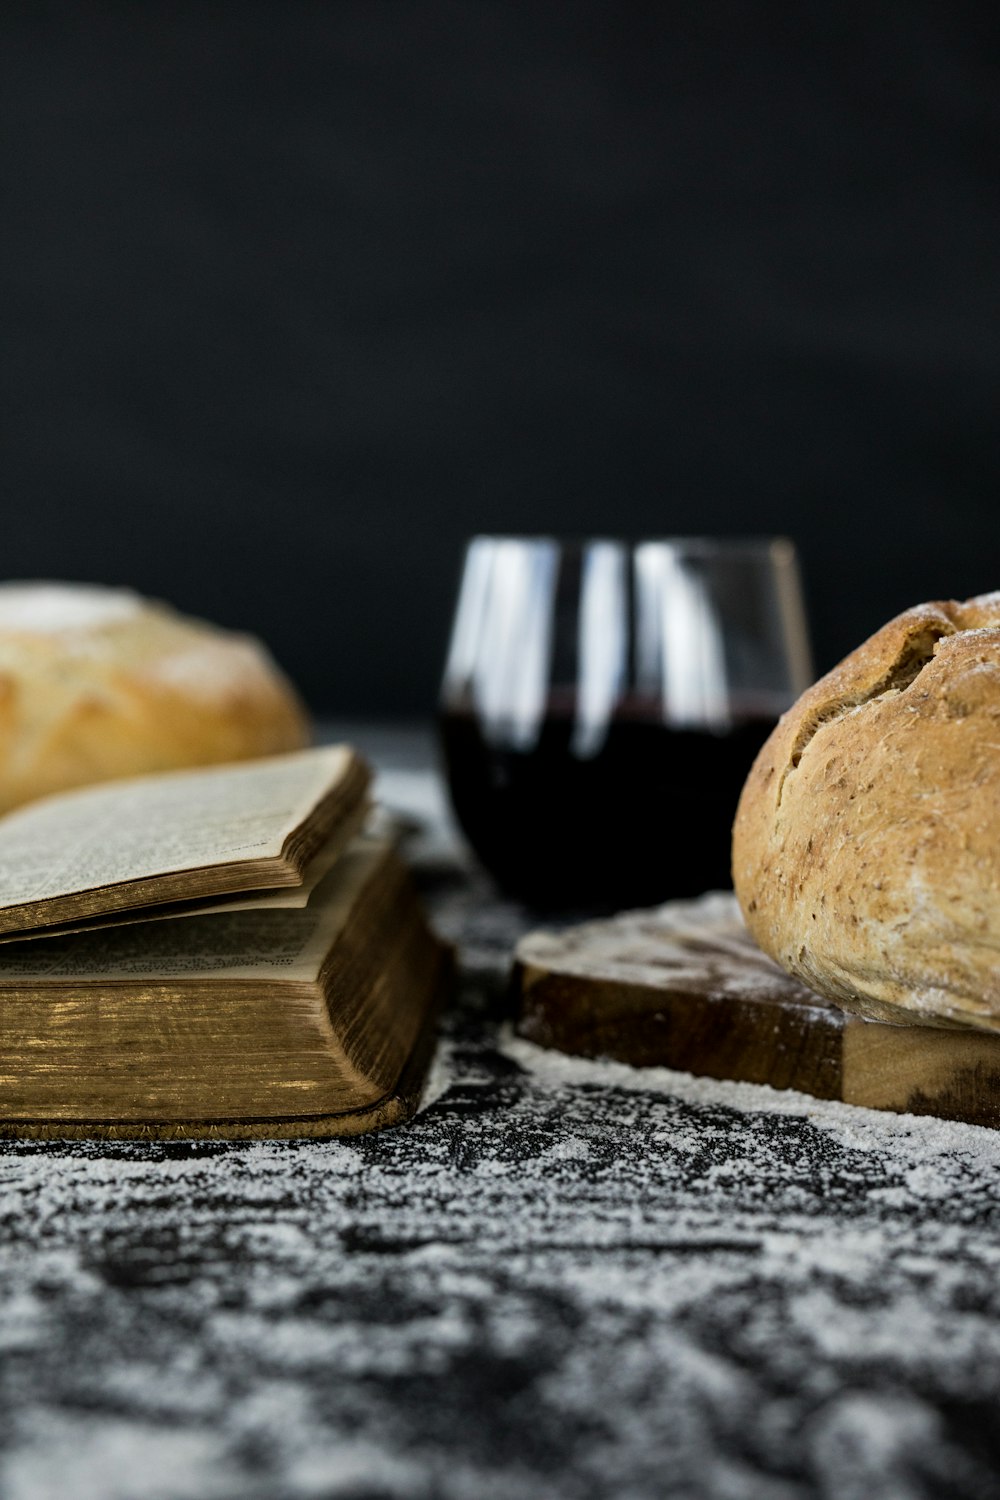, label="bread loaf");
[732,592,1000,1031]
[0,583,310,811]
